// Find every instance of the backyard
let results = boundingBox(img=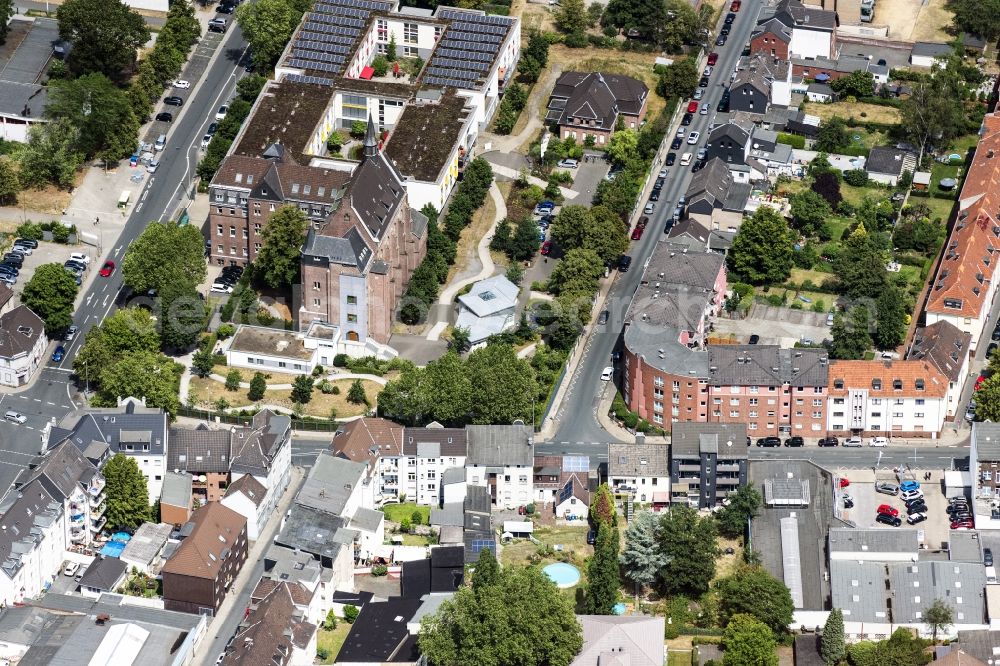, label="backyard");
[186,375,382,418]
[381,503,431,525]
[316,623,351,664]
